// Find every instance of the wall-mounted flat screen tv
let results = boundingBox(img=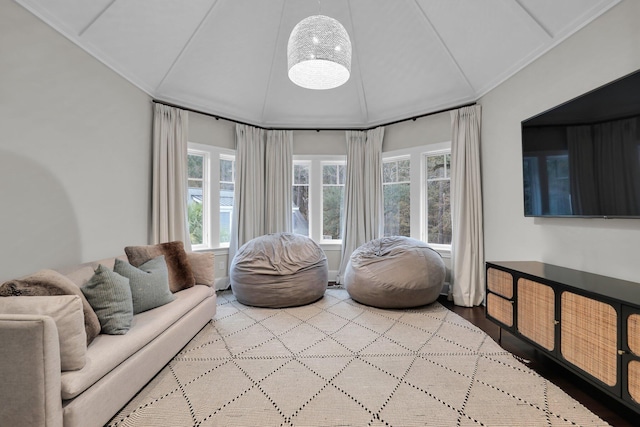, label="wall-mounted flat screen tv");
[521,70,640,218]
